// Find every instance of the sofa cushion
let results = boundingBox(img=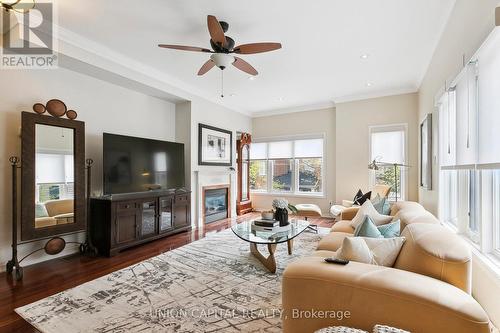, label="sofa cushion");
[350,200,393,228]
[389,201,425,216]
[335,237,373,264]
[363,237,406,267]
[35,203,49,218]
[394,223,472,293]
[393,209,439,231]
[44,199,74,217]
[318,232,352,252]
[331,220,356,233]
